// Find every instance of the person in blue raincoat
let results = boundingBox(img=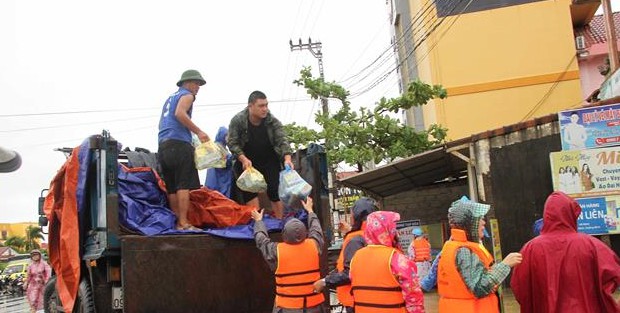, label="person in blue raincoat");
[204,126,234,198]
